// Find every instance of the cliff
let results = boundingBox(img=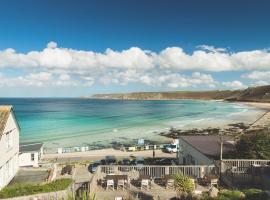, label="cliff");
[89,85,270,103]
